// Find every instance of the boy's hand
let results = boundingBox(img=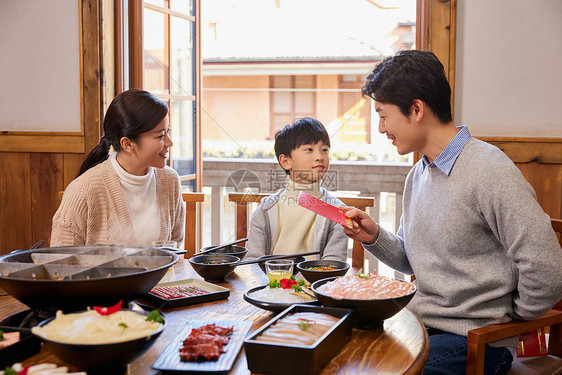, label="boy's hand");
[339,207,380,245]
